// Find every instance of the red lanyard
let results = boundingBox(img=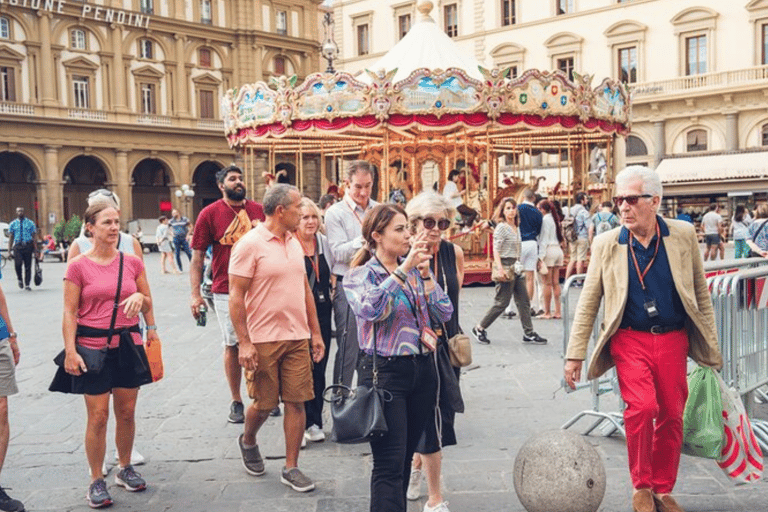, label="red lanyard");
[297,235,319,280]
[346,199,364,226]
[628,223,661,290]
